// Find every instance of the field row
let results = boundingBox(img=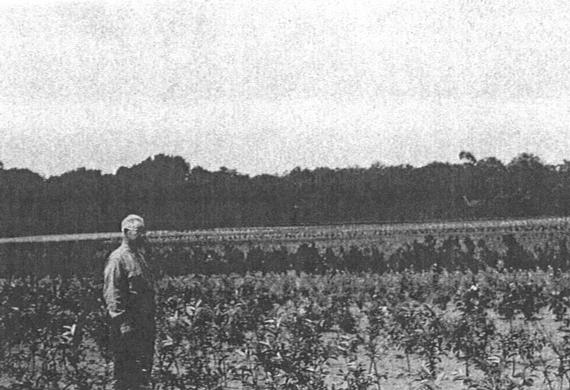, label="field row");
[1,217,569,245]
[3,229,570,278]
